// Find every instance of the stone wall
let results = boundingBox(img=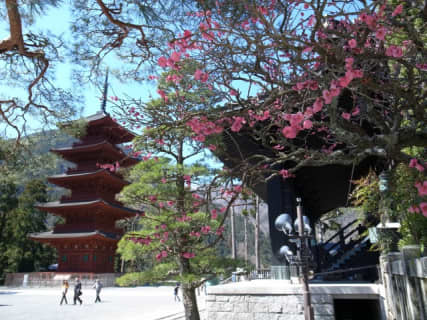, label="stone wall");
[5,272,120,288]
[206,280,384,320]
